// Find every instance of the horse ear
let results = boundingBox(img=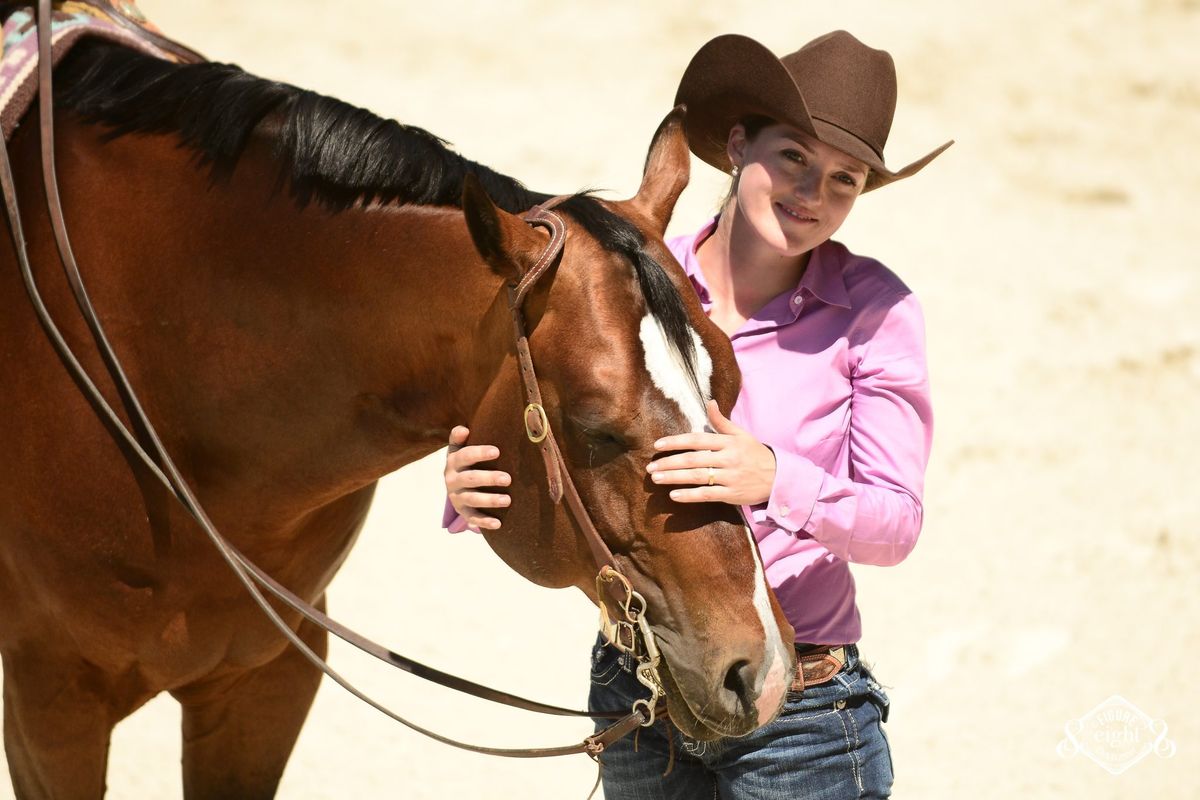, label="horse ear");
[629,105,690,236]
[462,173,544,280]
